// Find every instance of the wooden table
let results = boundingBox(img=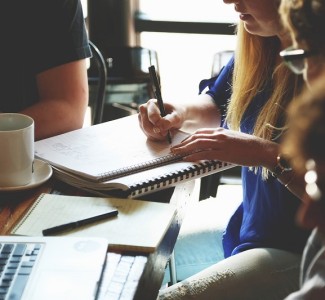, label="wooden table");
[0,178,199,300]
